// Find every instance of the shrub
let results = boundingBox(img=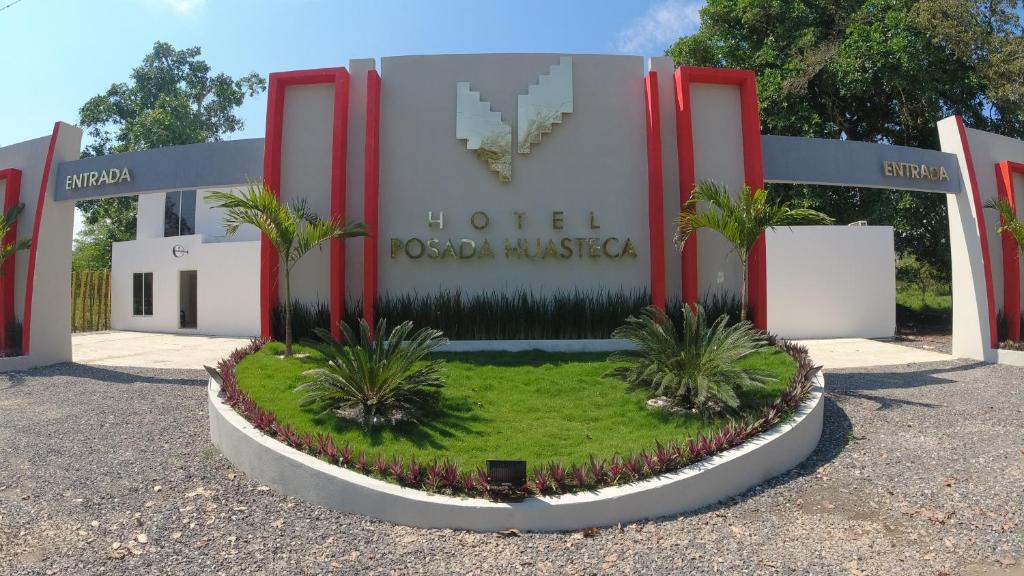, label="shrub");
[295,318,448,426]
[272,290,750,342]
[608,305,775,413]
[376,288,649,340]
